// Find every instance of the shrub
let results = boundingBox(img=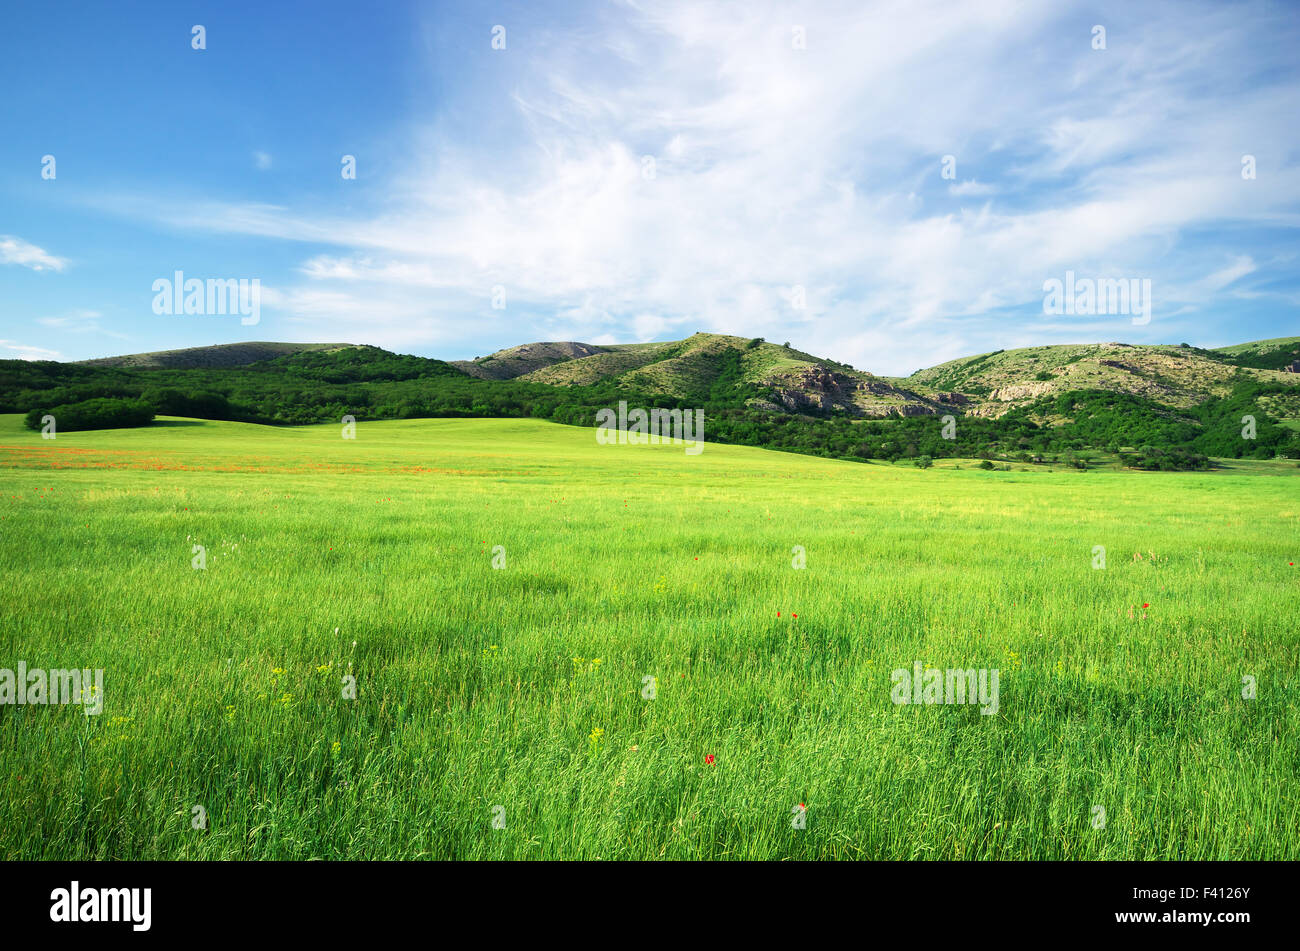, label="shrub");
[1125,446,1211,471]
[142,387,232,419]
[24,397,154,433]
